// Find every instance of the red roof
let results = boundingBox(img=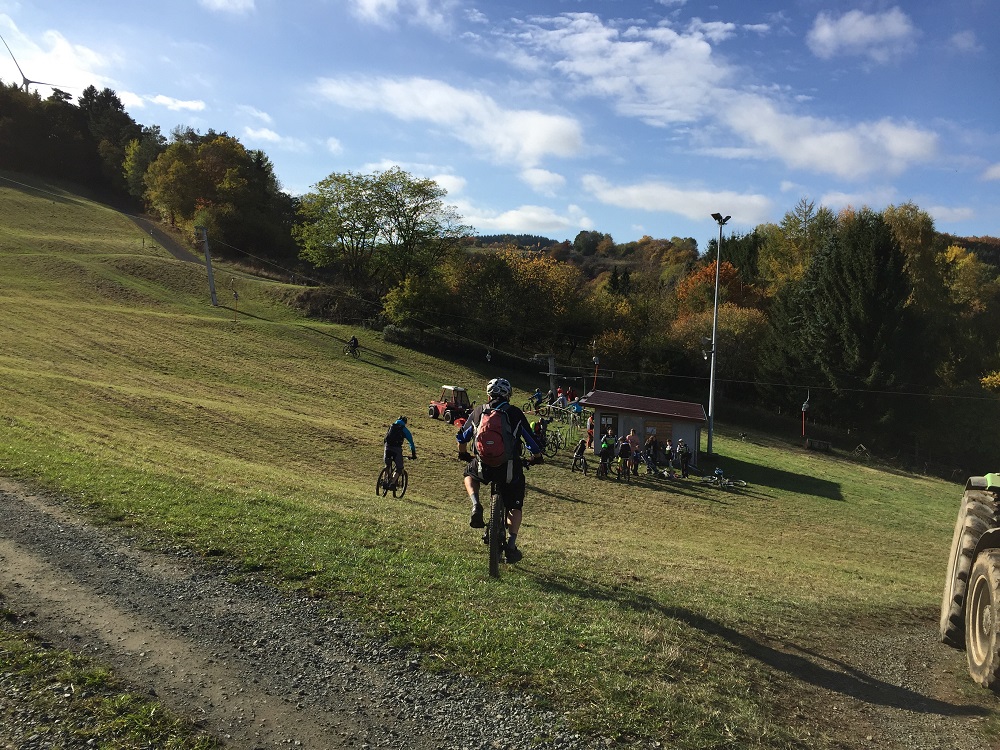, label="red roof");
[580,390,706,422]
